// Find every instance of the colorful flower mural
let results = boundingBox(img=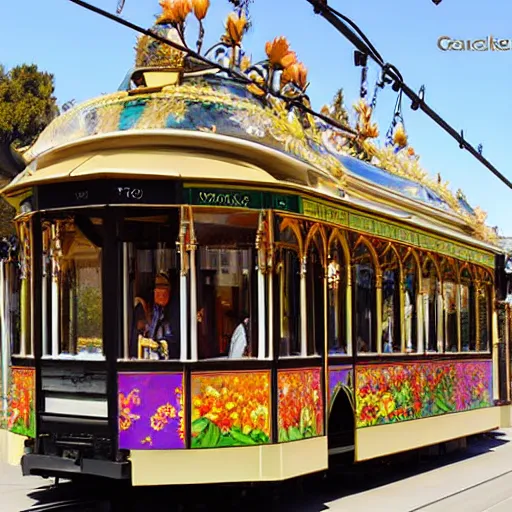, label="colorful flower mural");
[8,367,35,438]
[191,371,271,448]
[118,373,184,450]
[328,365,353,411]
[355,360,493,428]
[277,368,324,442]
